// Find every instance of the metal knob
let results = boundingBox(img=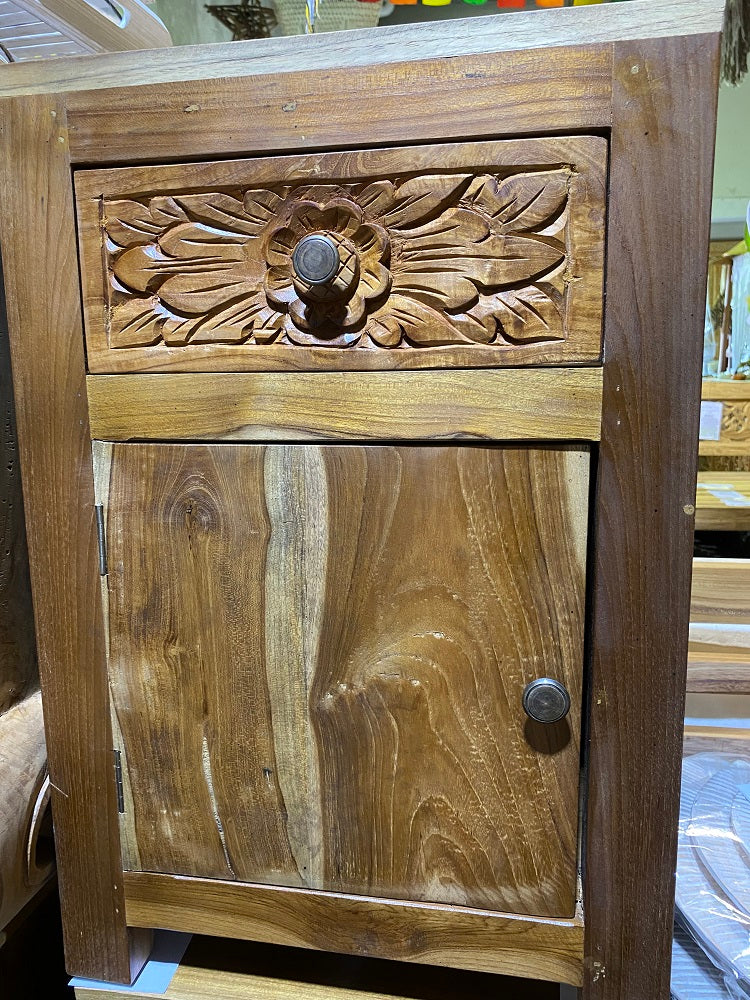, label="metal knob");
[292,234,340,285]
[522,678,571,724]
